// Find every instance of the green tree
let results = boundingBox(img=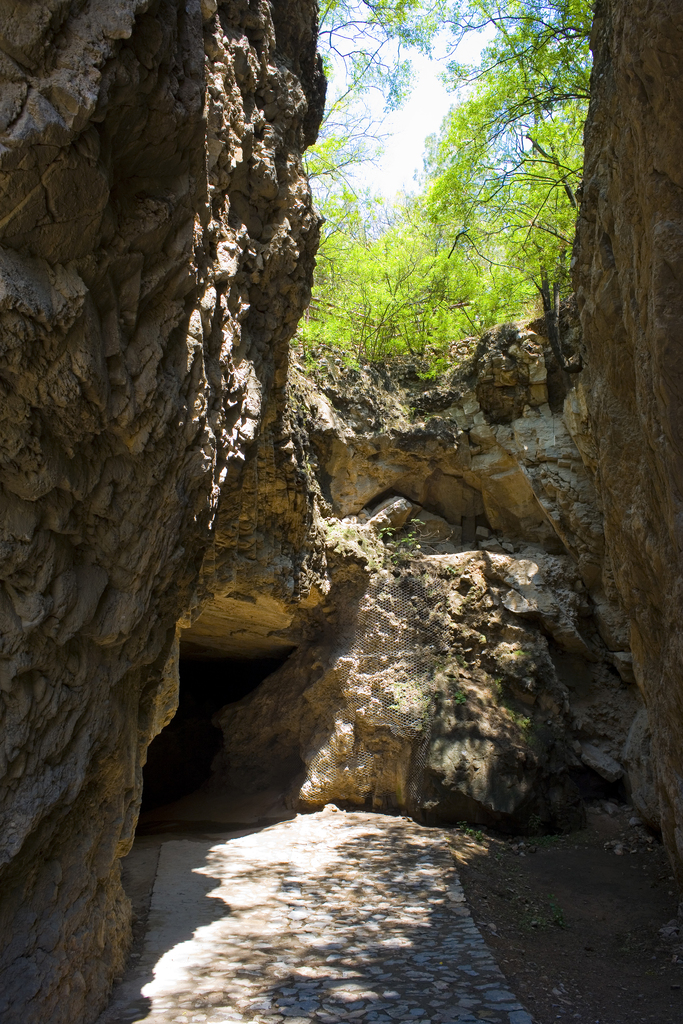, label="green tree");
[299,195,529,366]
[317,0,440,108]
[302,1,594,370]
[308,0,444,209]
[427,0,592,365]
